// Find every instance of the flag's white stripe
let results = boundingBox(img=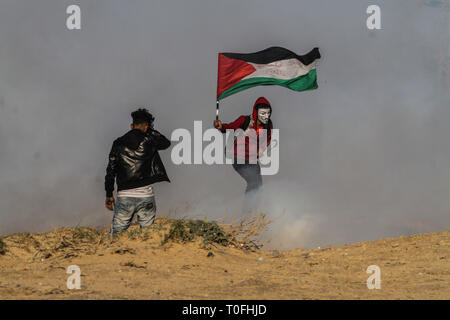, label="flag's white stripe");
[243,58,317,81]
